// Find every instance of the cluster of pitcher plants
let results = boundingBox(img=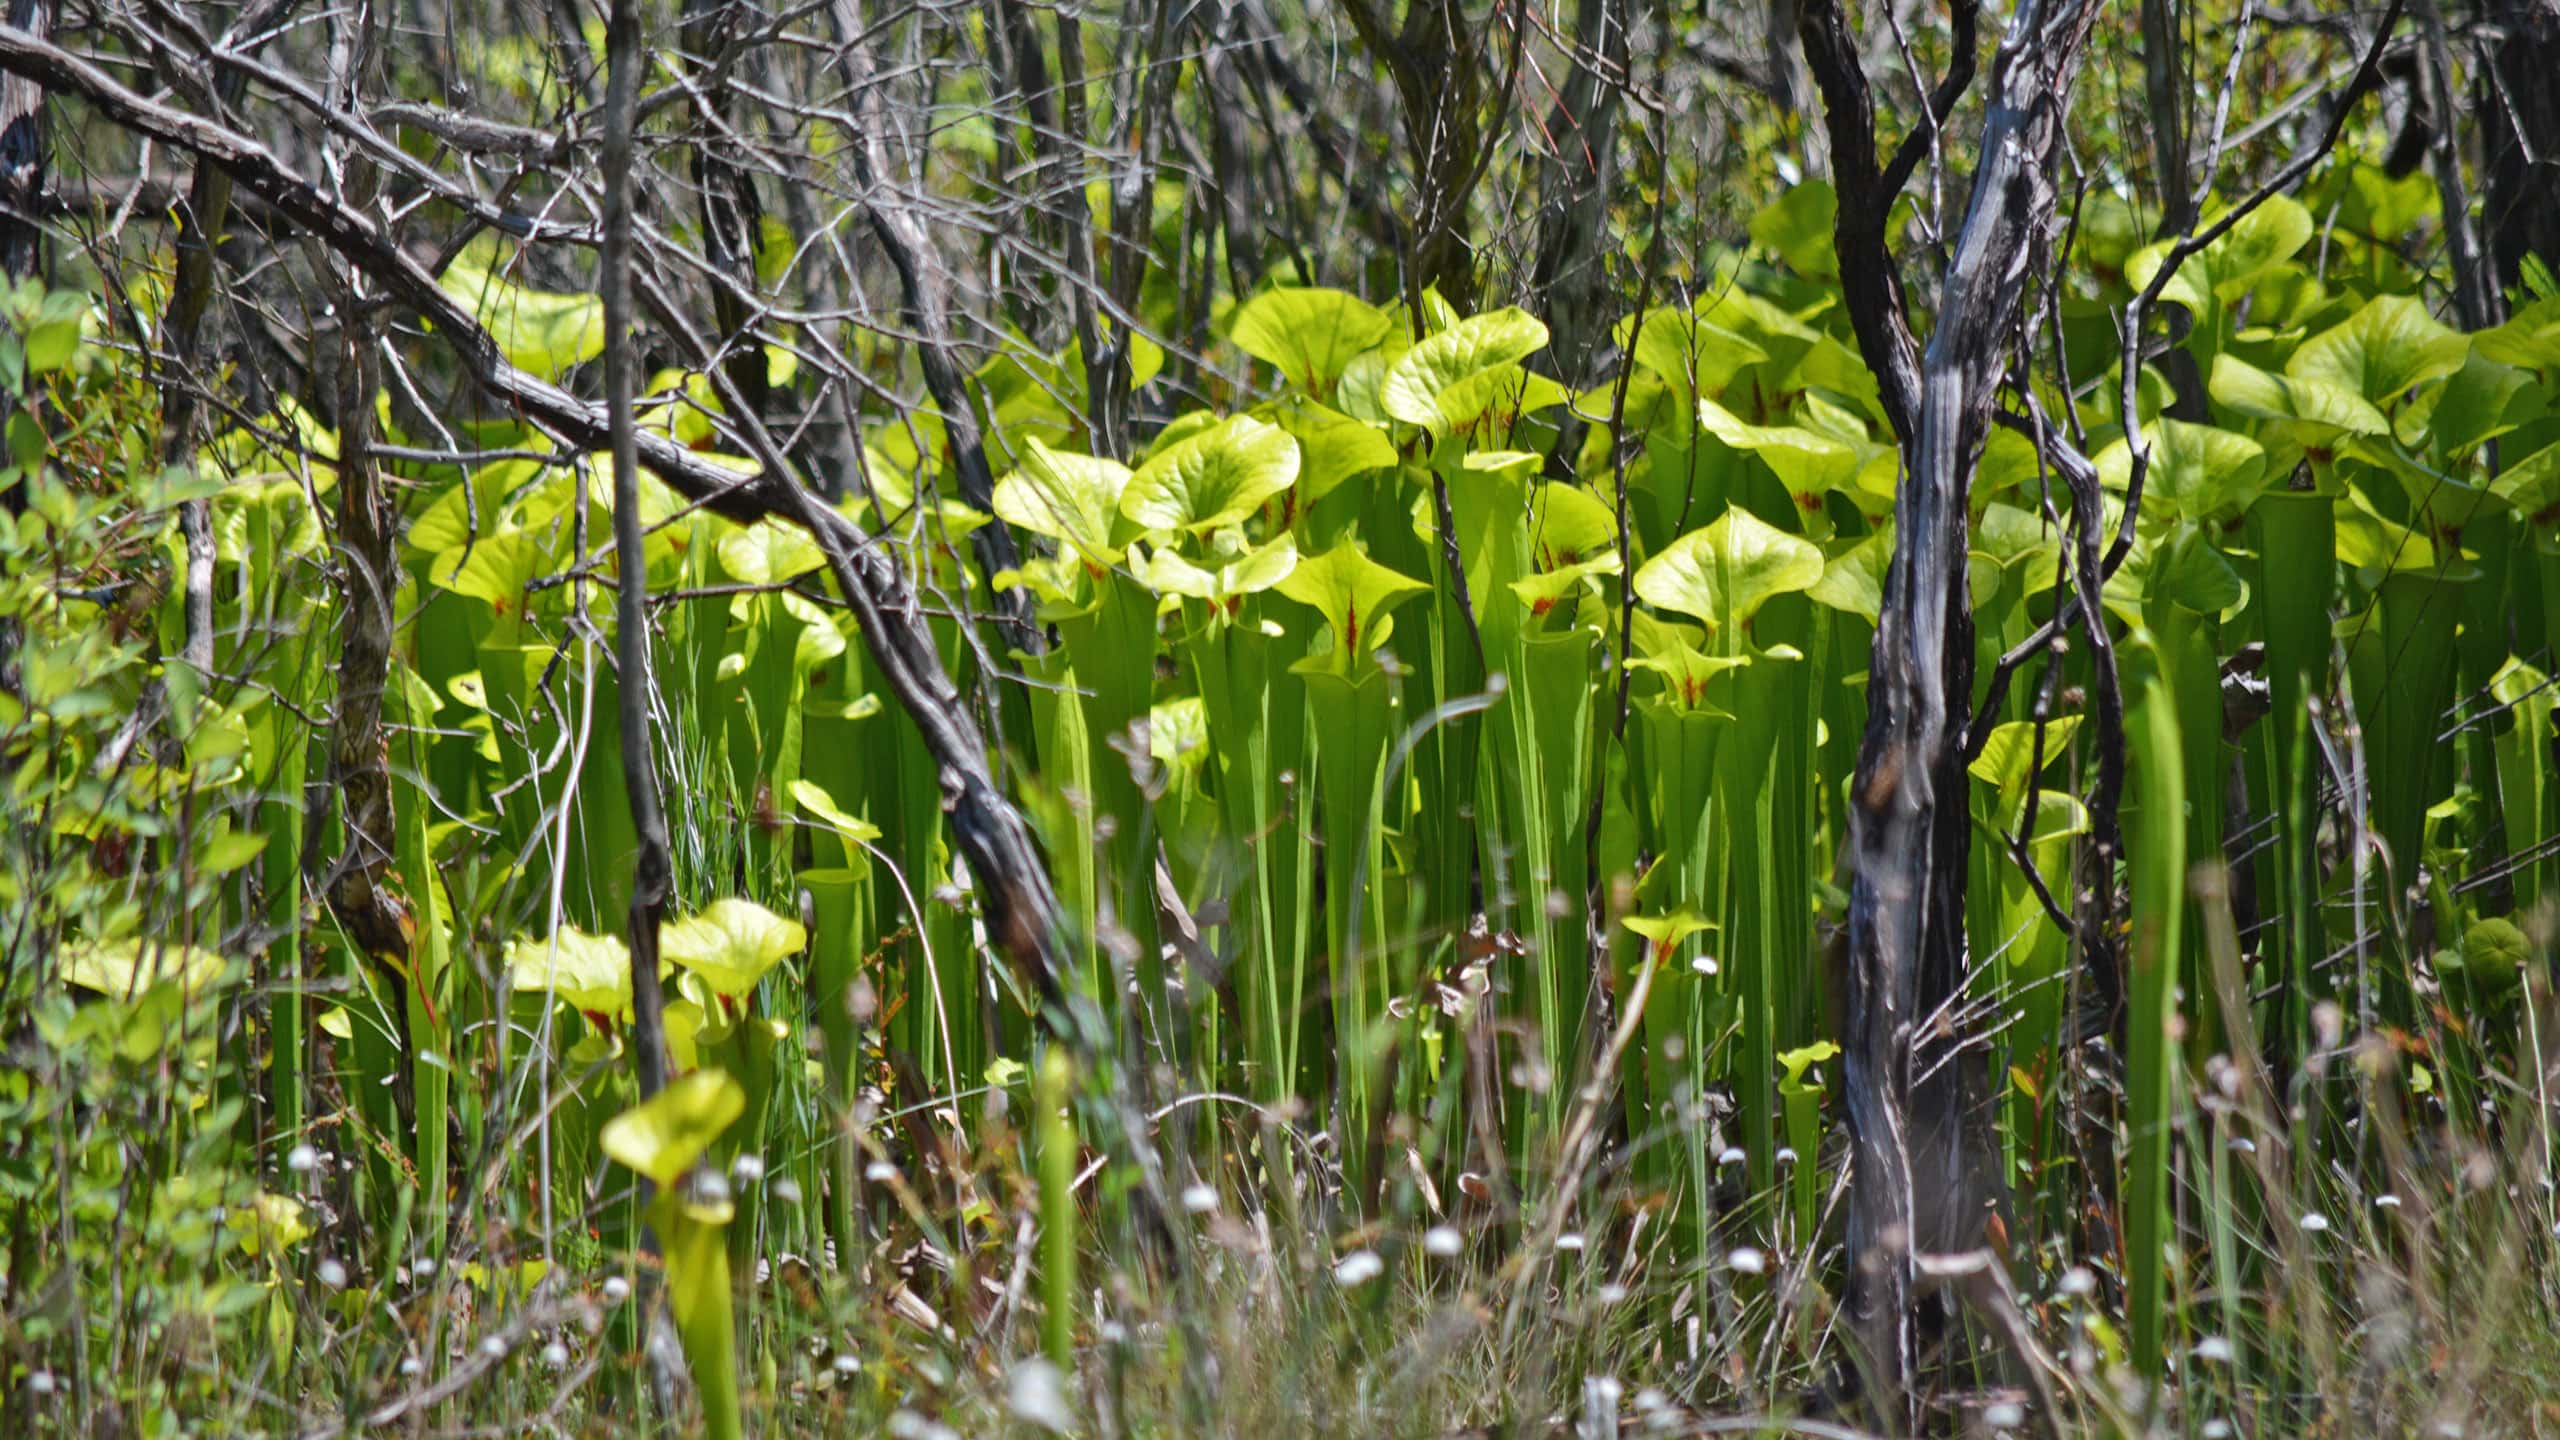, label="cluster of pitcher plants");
[6,144,2558,1430]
